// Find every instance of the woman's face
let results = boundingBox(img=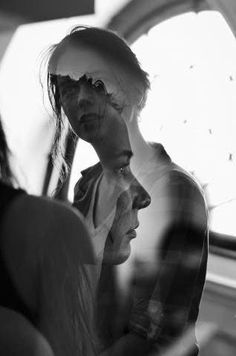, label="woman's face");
[50,43,141,142]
